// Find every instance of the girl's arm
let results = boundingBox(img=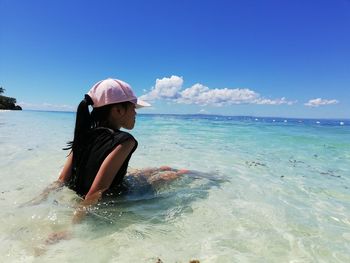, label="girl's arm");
[22,153,73,206]
[40,153,74,196]
[58,152,74,184]
[45,141,135,245]
[72,139,136,224]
